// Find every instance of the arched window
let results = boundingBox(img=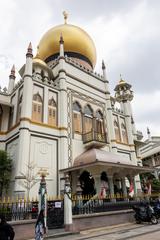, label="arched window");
[0,105,3,130]
[32,92,43,122]
[114,120,121,142]
[95,110,104,134]
[17,95,22,122]
[121,123,128,144]
[73,101,82,133]
[48,97,57,126]
[84,104,93,133]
